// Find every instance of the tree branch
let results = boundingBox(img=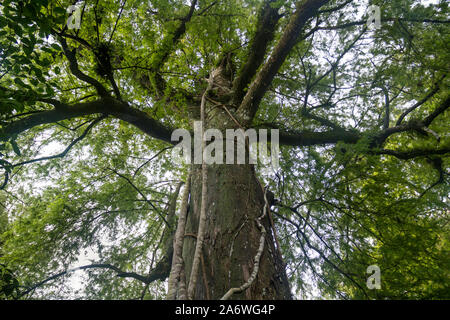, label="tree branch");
[9,116,105,169]
[300,111,342,130]
[374,95,450,145]
[167,173,191,300]
[221,183,269,300]
[276,208,369,298]
[317,0,353,14]
[422,95,450,127]
[396,76,445,126]
[108,0,127,44]
[107,167,170,228]
[152,0,198,72]
[381,86,390,129]
[375,148,450,160]
[0,162,10,190]
[58,36,109,97]
[140,0,198,98]
[187,73,214,300]
[273,210,348,299]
